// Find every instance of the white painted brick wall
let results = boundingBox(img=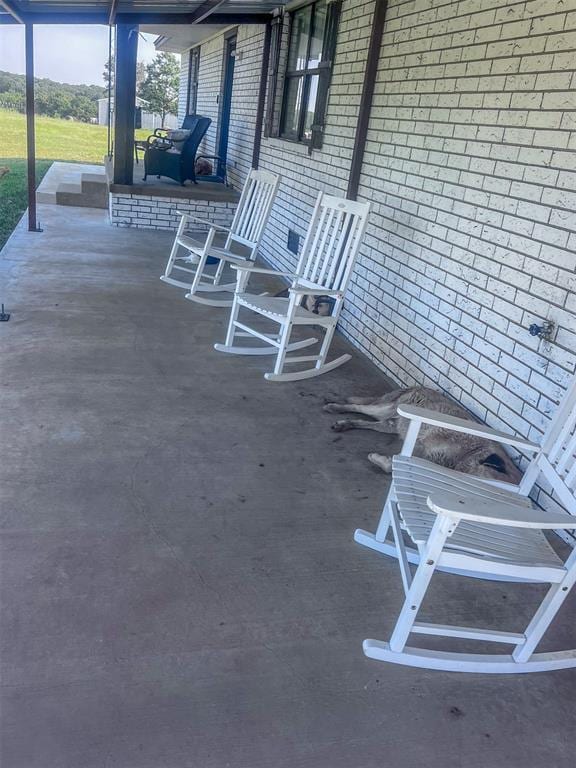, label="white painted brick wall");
[178,26,265,188]
[347,0,576,438]
[227,25,267,188]
[250,2,576,441]
[109,193,236,230]
[195,36,224,157]
[258,1,375,273]
[165,2,576,519]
